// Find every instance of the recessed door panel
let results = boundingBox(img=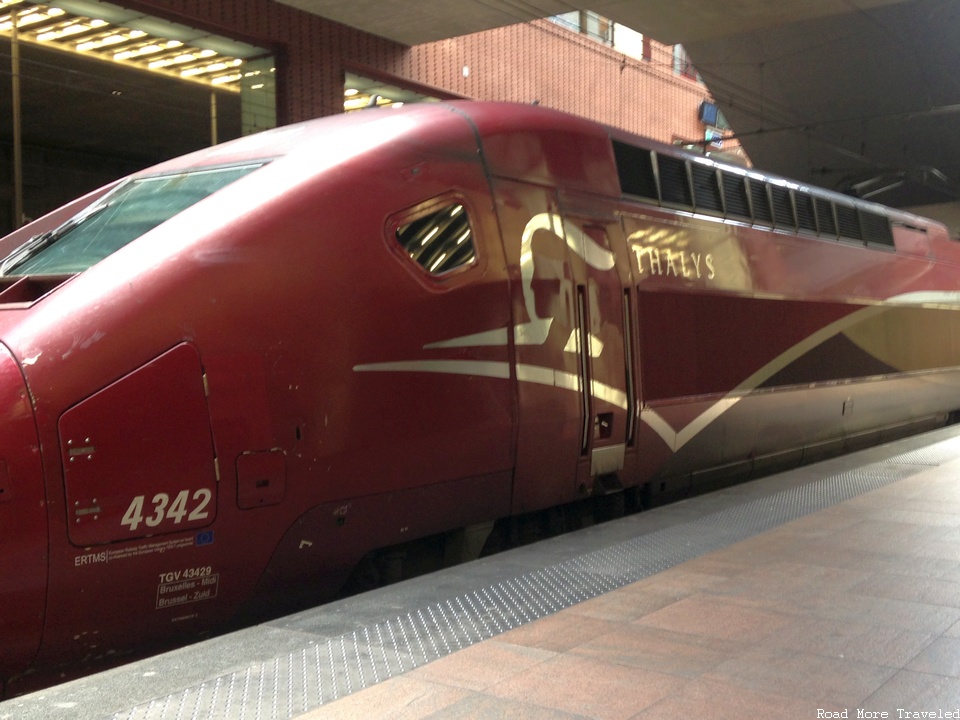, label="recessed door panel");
[60,343,218,546]
[564,215,629,481]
